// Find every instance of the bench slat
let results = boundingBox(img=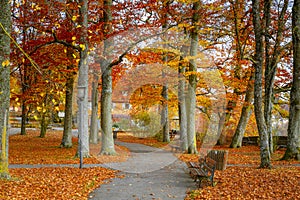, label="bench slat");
[187,156,216,188]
